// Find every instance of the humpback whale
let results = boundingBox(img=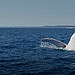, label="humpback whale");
[41,33,75,50]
